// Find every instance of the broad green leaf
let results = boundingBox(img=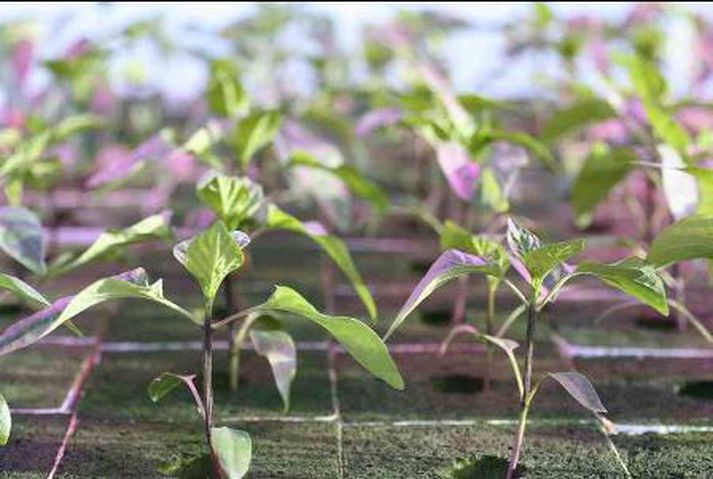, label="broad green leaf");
[173,222,248,302]
[50,214,173,276]
[196,173,264,230]
[0,272,50,308]
[206,59,249,118]
[288,151,389,215]
[234,110,282,167]
[523,239,585,284]
[265,205,376,321]
[249,286,403,390]
[577,258,668,315]
[548,372,607,414]
[542,97,617,143]
[571,146,635,227]
[0,207,46,275]
[386,249,501,340]
[0,393,9,446]
[0,268,193,355]
[211,427,252,479]
[648,215,713,267]
[250,319,296,412]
